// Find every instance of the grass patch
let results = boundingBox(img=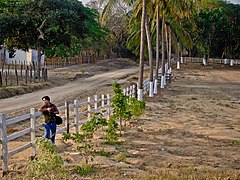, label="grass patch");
[104,141,124,146]
[230,140,238,145]
[141,167,240,180]
[115,151,128,162]
[24,138,67,179]
[92,149,112,157]
[80,68,86,73]
[70,164,96,176]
